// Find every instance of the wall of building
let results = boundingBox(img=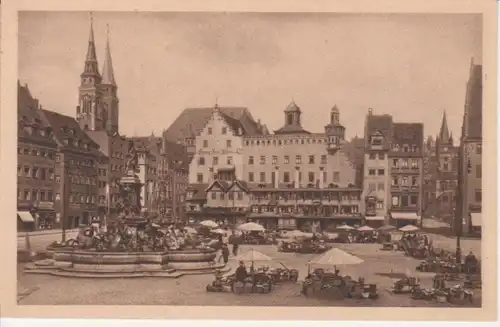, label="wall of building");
[189,110,245,184]
[242,134,357,188]
[362,151,390,217]
[464,141,482,220]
